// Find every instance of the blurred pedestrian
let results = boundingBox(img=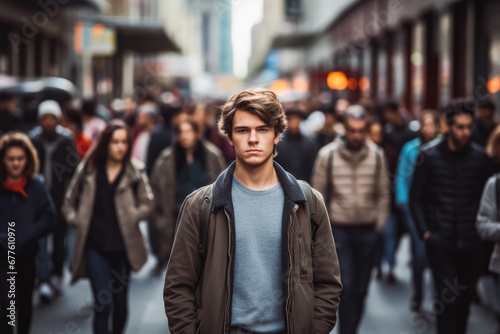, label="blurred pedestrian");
[150,118,225,273]
[0,92,20,136]
[202,100,236,163]
[410,102,494,334]
[274,108,317,183]
[82,99,106,144]
[62,120,154,334]
[64,108,92,158]
[312,104,390,334]
[395,110,440,311]
[131,103,158,164]
[472,99,497,147]
[164,88,342,333]
[380,101,418,283]
[31,100,79,303]
[0,132,56,334]
[315,105,337,149]
[146,103,177,177]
